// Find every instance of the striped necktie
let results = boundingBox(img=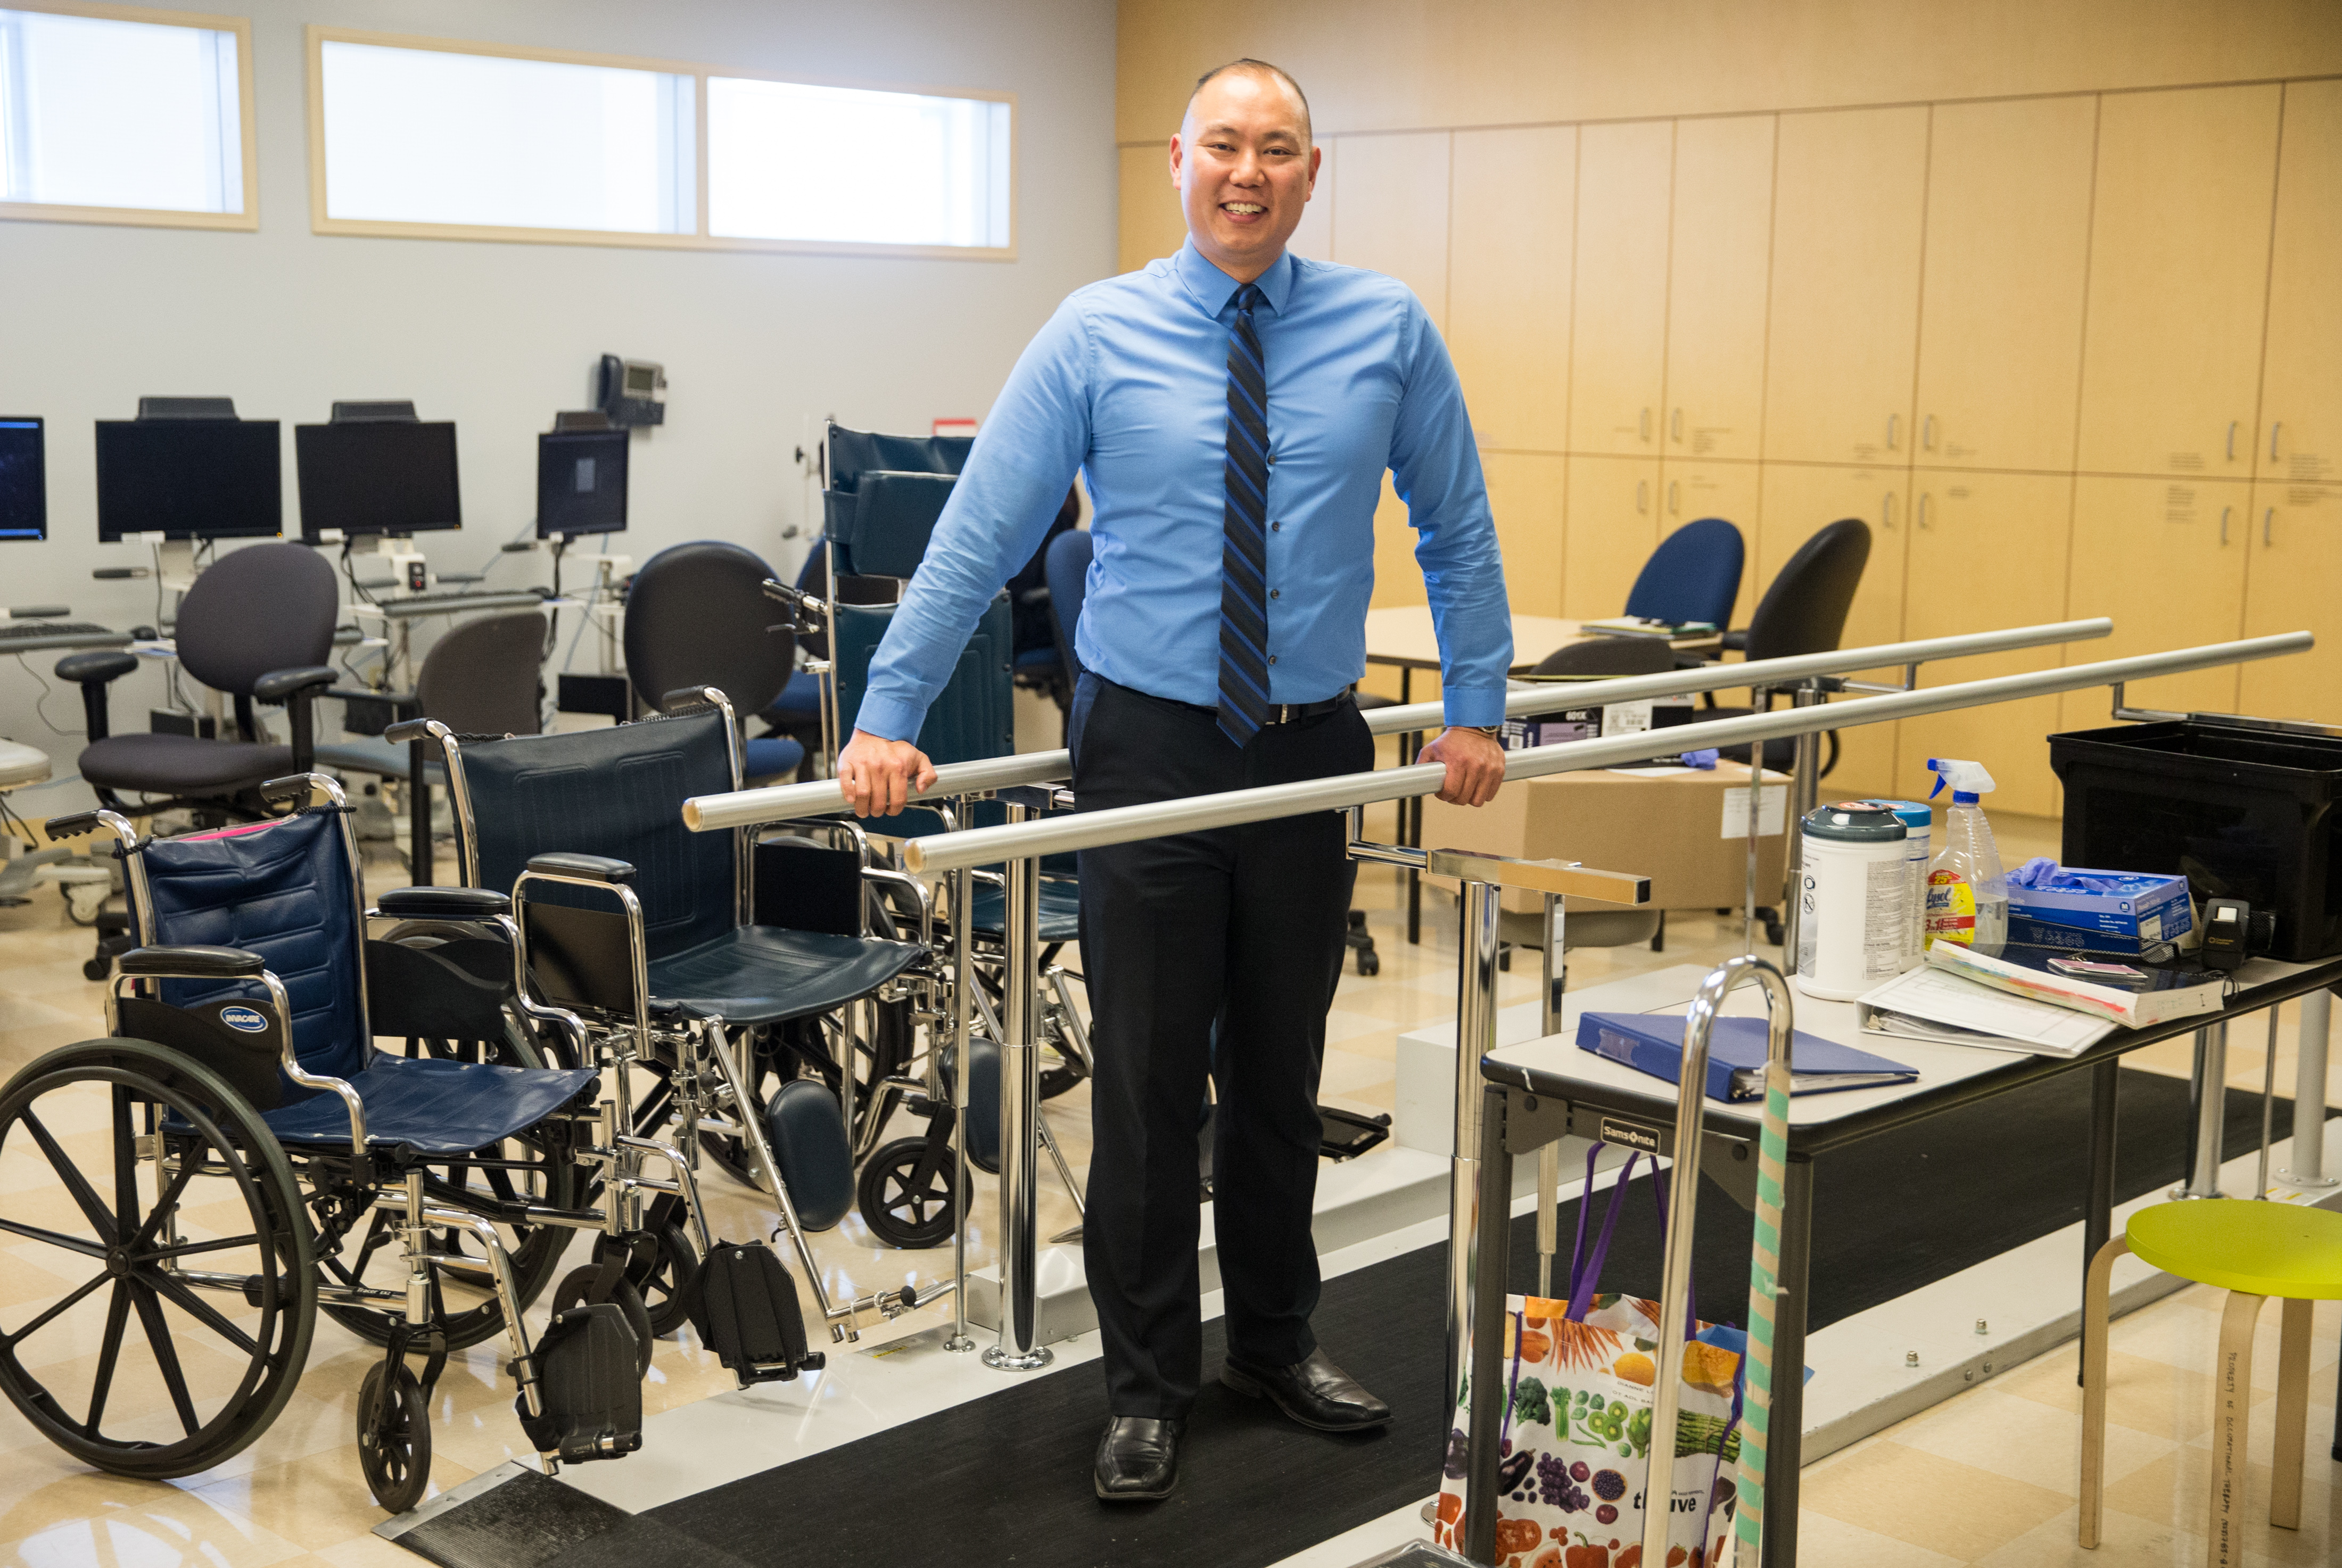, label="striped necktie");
[1217,282,1272,747]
